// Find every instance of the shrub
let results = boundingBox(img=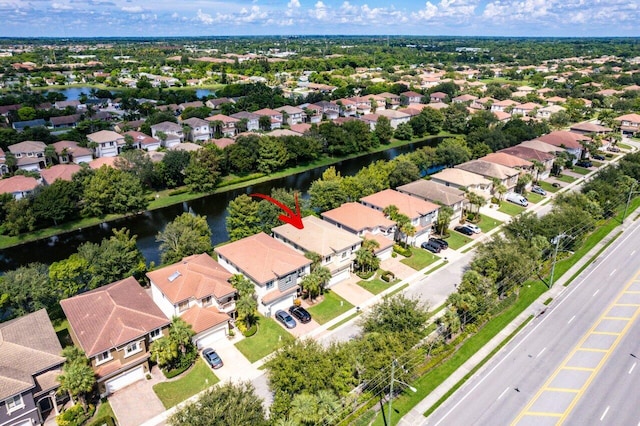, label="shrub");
[243,324,258,337]
[57,404,95,426]
[86,415,116,426]
[380,270,395,282]
[356,269,376,280]
[393,244,412,257]
[168,188,190,196]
